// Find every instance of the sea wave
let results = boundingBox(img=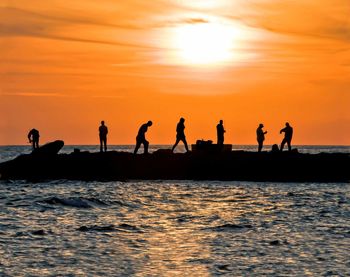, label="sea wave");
[0,180,349,276]
[40,196,109,208]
